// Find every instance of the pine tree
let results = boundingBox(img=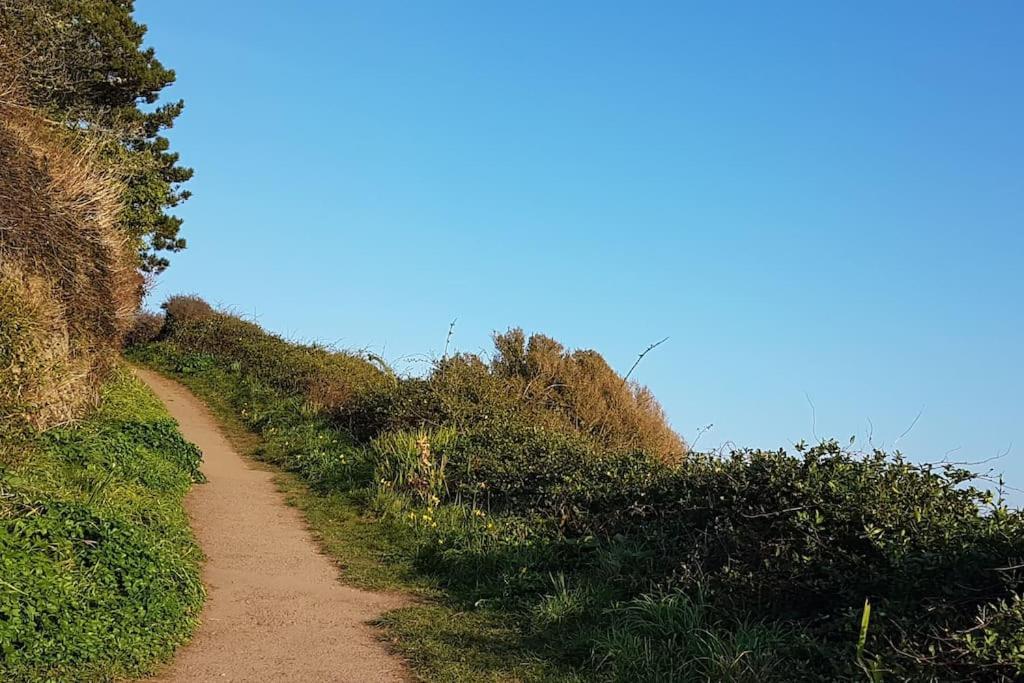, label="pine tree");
[1,0,192,272]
